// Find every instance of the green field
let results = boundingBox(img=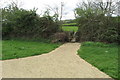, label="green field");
[78,42,119,79]
[63,23,77,26]
[62,26,78,32]
[62,23,78,32]
[2,40,61,60]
